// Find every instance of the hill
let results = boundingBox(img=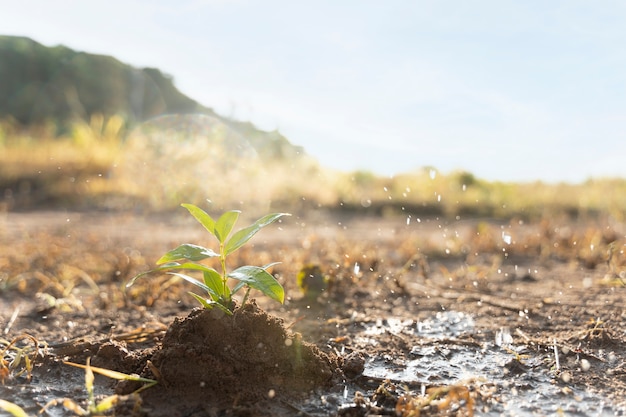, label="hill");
[0,35,302,159]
